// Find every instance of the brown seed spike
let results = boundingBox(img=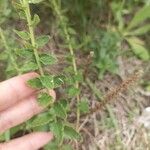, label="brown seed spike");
[86,70,143,116]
